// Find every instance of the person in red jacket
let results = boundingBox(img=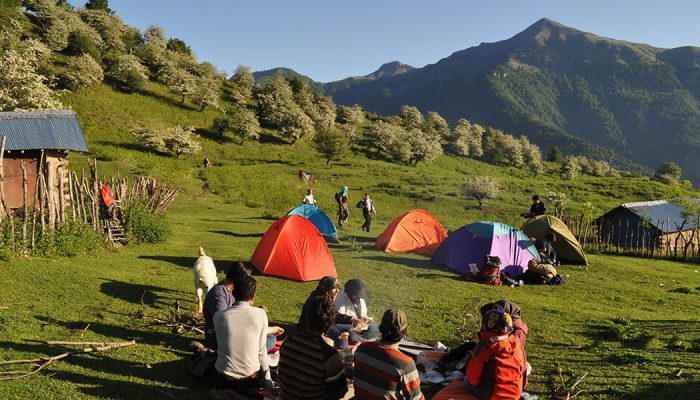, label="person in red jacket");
[465,309,526,400]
